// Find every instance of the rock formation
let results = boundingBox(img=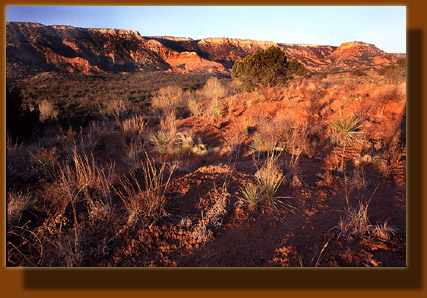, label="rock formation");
[6,22,404,78]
